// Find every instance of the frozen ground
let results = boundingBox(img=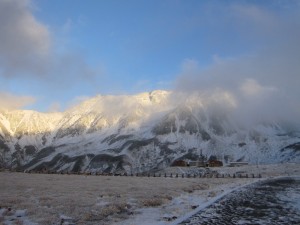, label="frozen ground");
[0,163,299,225]
[177,177,300,225]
